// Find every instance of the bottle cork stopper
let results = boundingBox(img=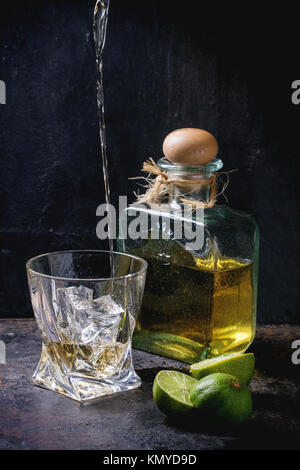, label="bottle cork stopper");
[162,128,218,166]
